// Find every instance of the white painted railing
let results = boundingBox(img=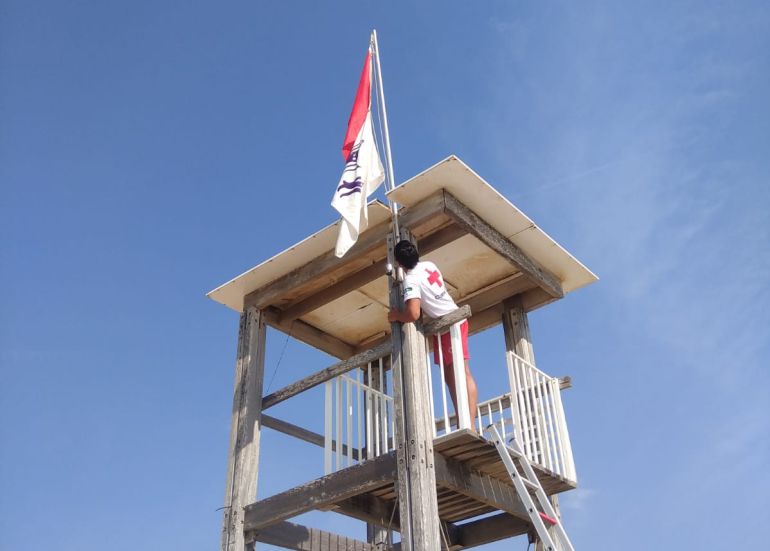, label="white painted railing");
[427,321,472,435]
[428,344,576,483]
[506,351,576,481]
[323,334,576,484]
[324,358,395,474]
